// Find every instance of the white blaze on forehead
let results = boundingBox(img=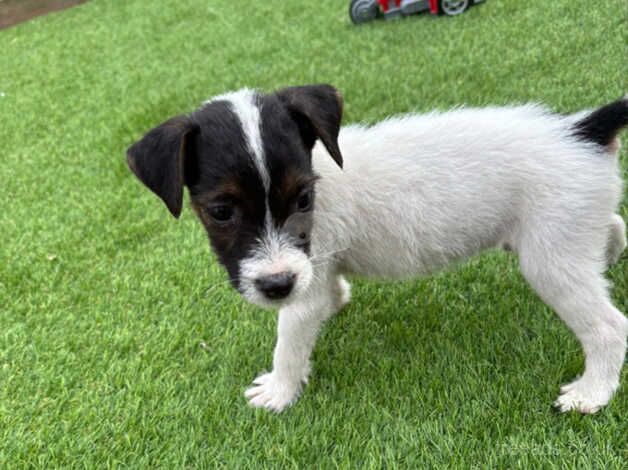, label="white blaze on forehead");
[204,89,270,191]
